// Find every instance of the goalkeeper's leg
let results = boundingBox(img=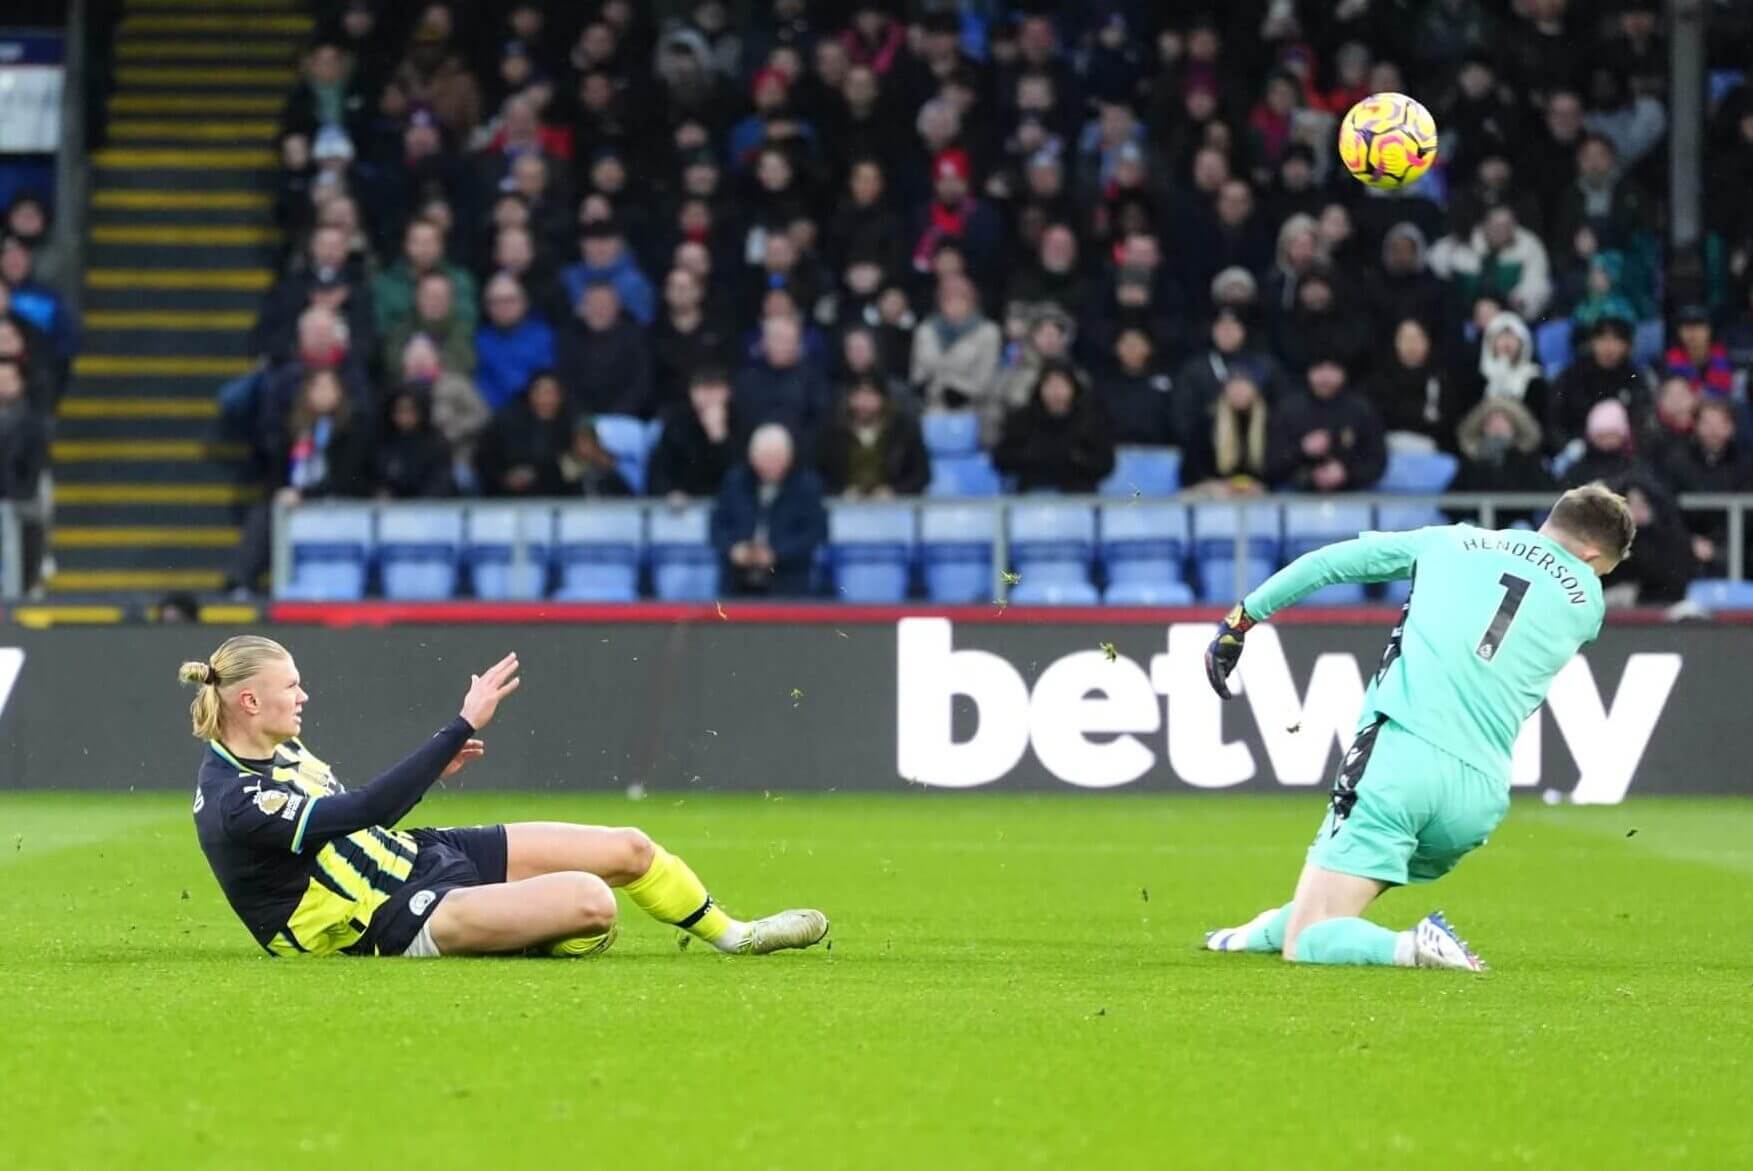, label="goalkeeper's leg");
[504,822,828,955]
